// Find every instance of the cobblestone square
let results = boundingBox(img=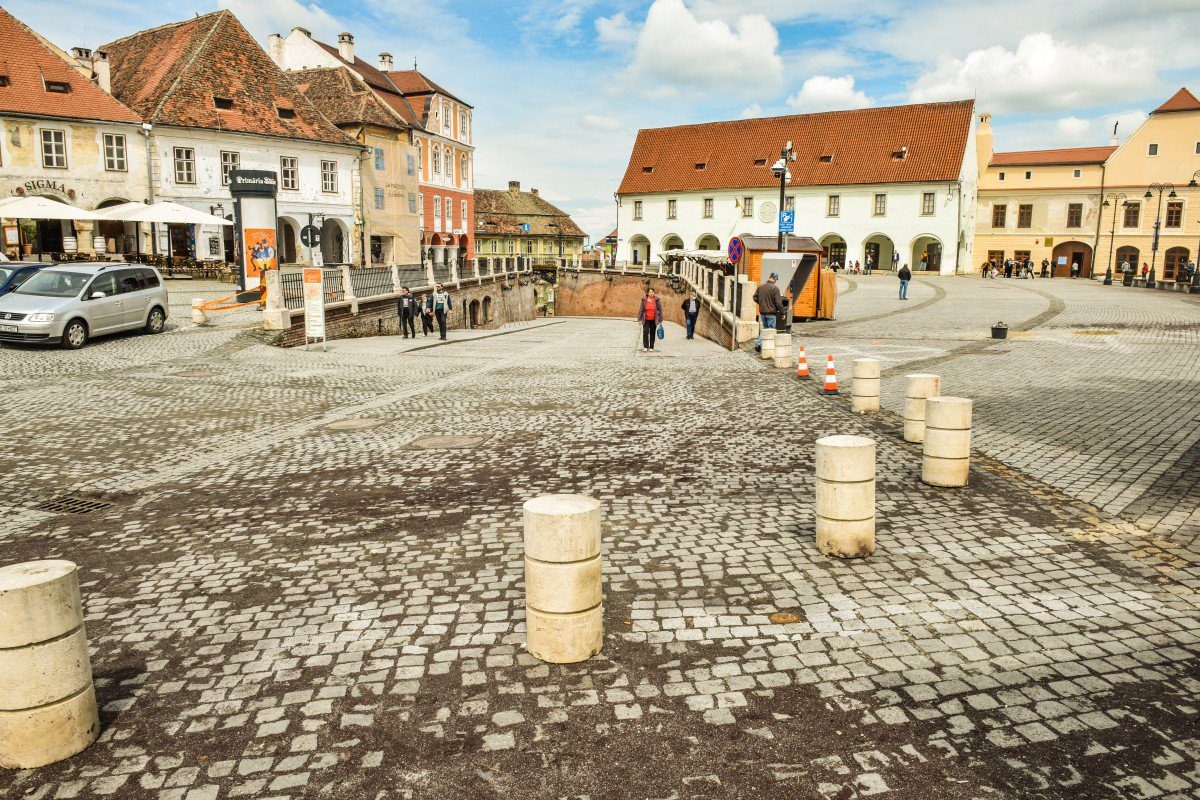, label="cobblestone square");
[0,275,1197,799]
